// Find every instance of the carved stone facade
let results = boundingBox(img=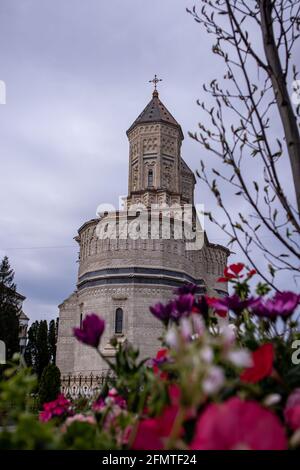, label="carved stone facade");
[56,90,229,377]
